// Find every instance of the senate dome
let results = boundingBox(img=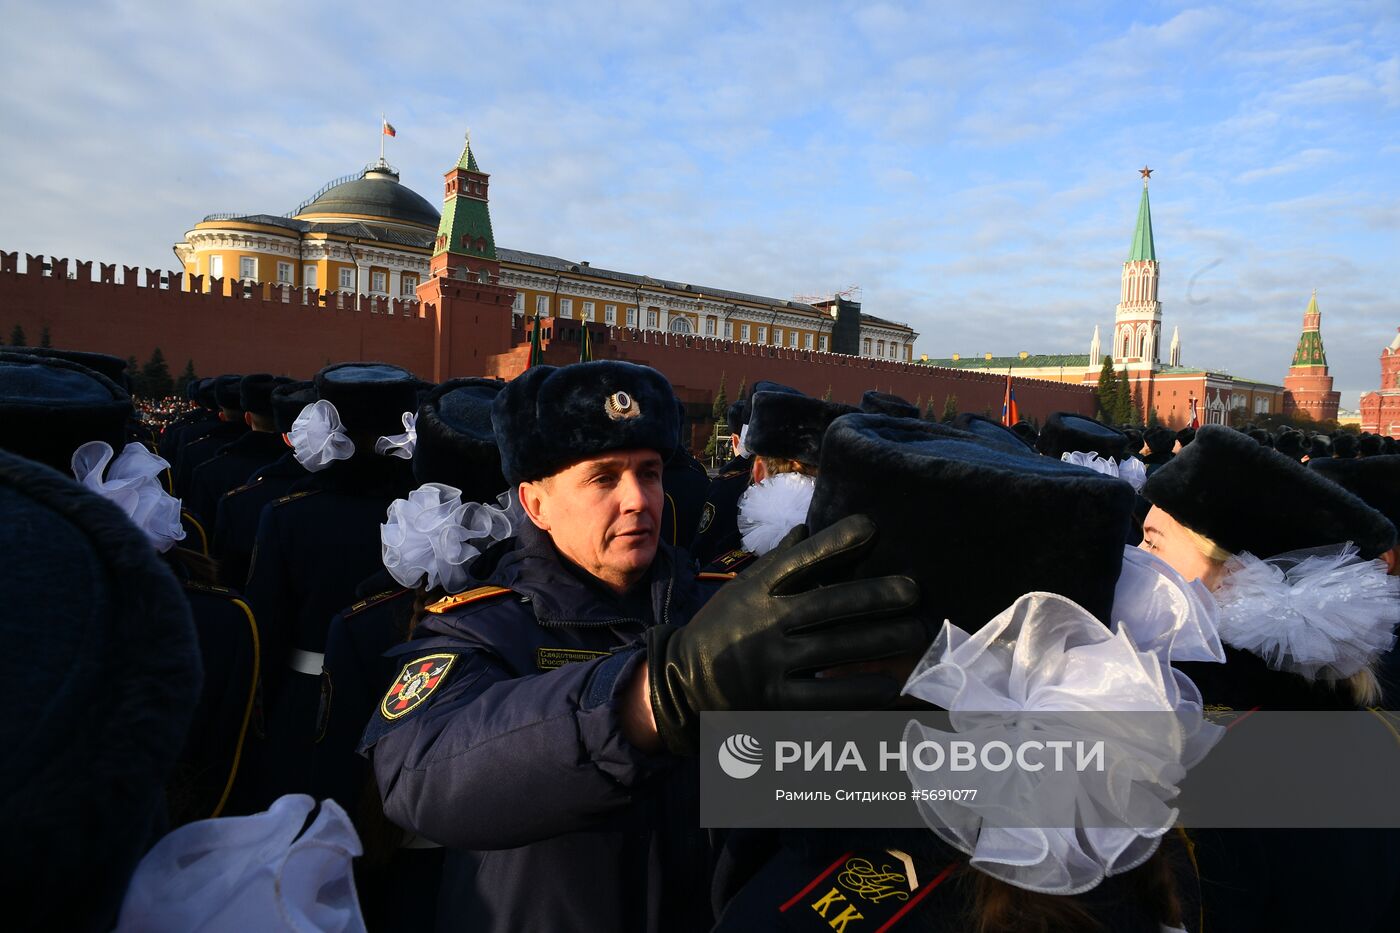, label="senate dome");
[294,162,440,229]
